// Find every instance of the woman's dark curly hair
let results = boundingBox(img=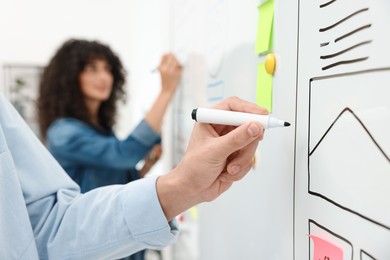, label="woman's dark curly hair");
[37,39,126,139]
